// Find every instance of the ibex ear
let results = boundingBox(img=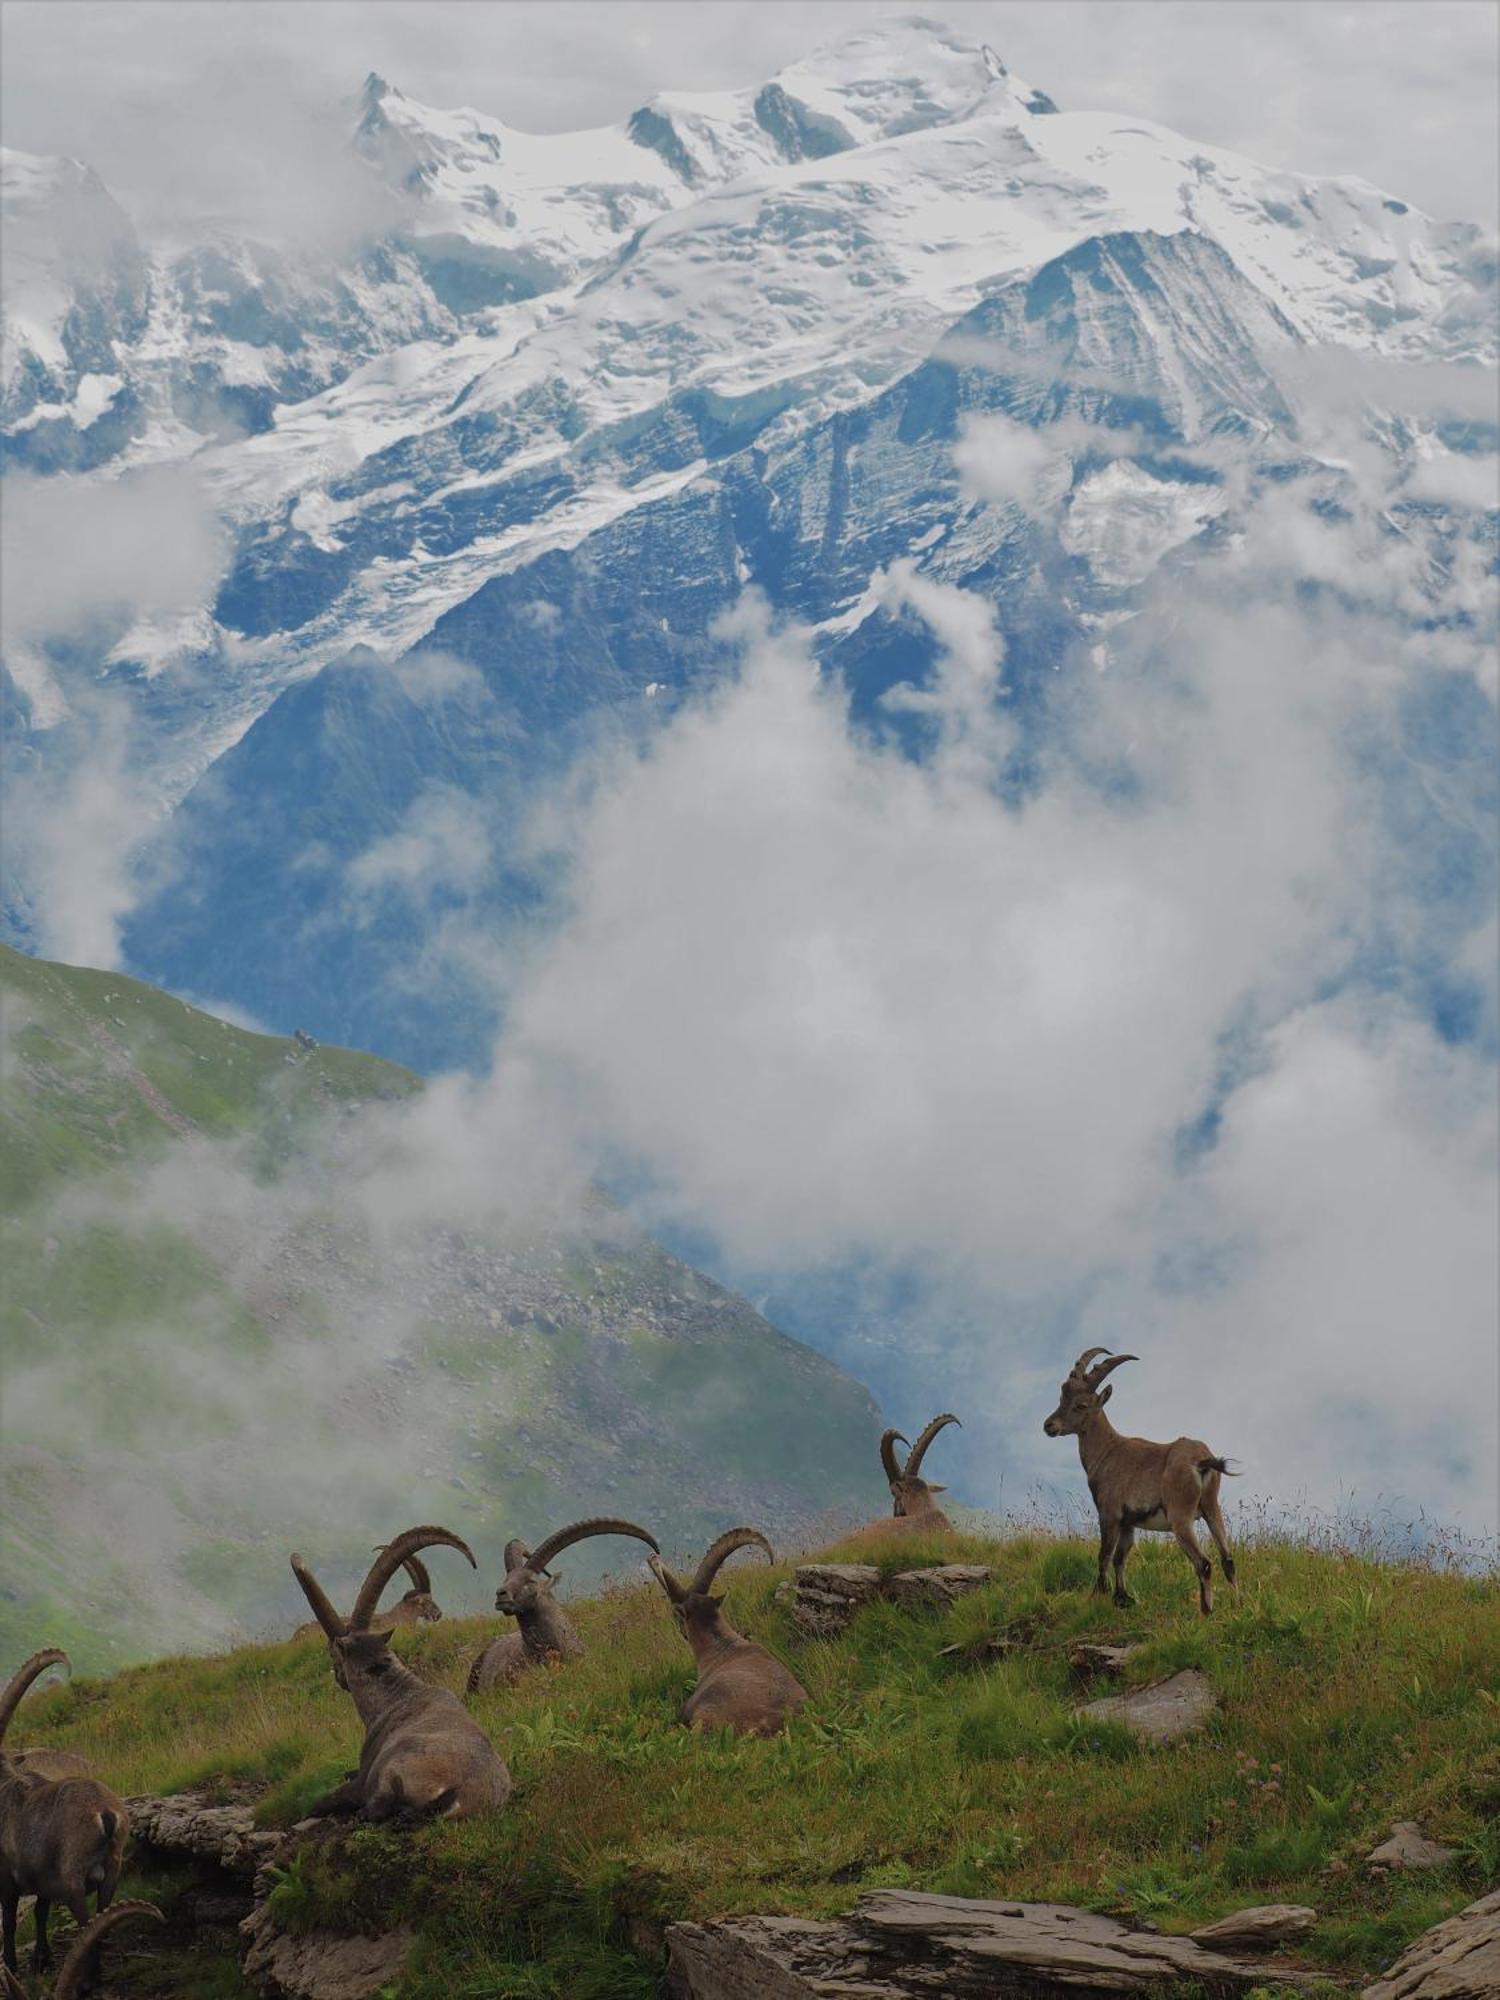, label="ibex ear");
[929,1483,948,1494]
[1099,1384,1112,1405]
